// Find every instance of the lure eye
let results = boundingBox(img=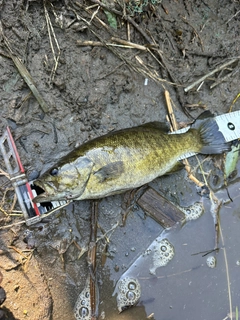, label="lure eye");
[50,168,58,176]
